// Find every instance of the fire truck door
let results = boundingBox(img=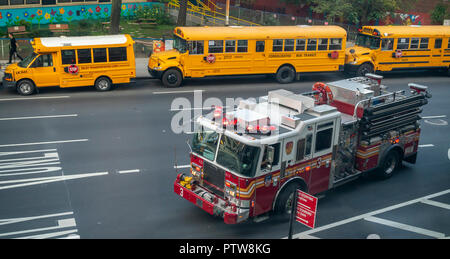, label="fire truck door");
[309,119,337,194]
[254,143,281,216]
